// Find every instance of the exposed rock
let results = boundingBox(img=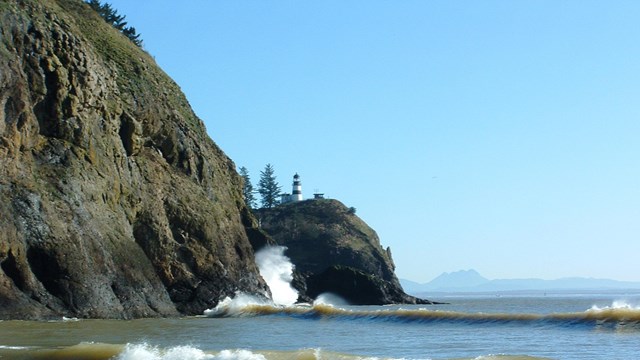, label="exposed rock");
[256,199,432,305]
[0,0,270,319]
